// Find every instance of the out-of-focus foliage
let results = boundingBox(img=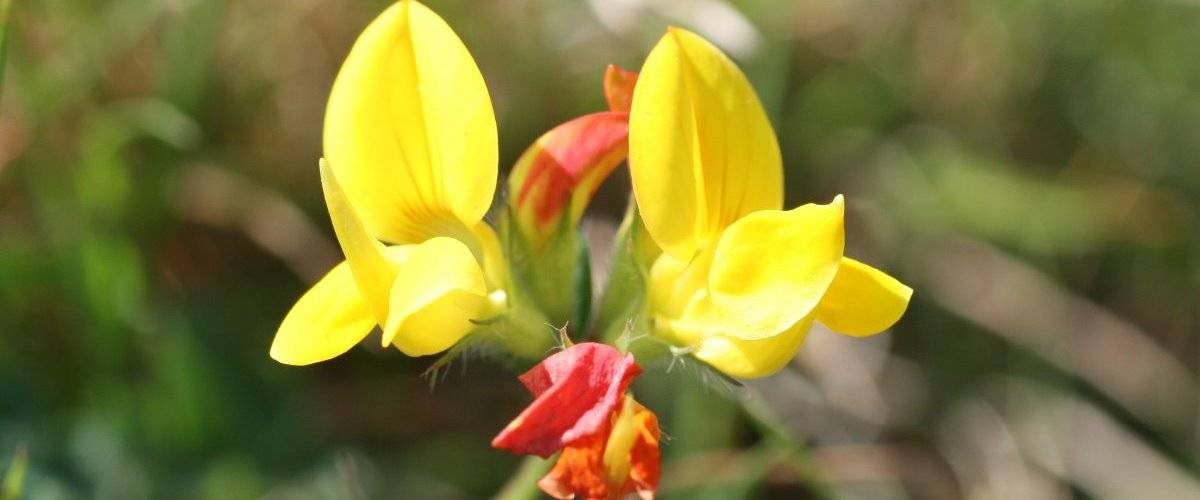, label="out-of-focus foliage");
[0,0,1198,498]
